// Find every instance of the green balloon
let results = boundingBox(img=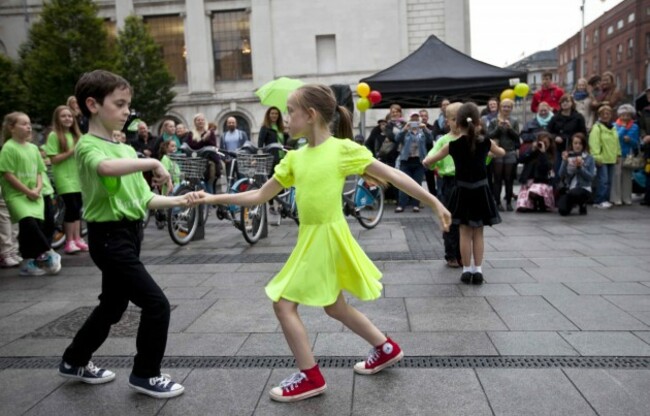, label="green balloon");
[356,97,371,112]
[514,83,530,98]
